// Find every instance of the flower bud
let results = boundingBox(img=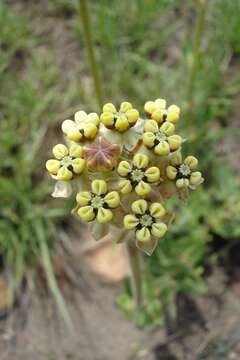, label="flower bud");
[145,166,160,182]
[135,181,151,196]
[78,206,95,222]
[184,156,198,170]
[97,208,113,224]
[123,214,139,229]
[167,104,180,123]
[136,227,151,242]
[53,144,68,159]
[91,179,108,195]
[46,159,60,175]
[190,171,202,186]
[160,122,175,136]
[151,223,167,238]
[150,203,166,218]
[132,199,147,214]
